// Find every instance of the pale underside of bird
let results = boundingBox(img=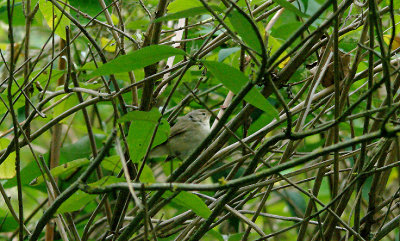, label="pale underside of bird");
[149,109,211,160]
